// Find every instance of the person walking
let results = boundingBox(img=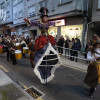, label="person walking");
[84,34,100,98]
